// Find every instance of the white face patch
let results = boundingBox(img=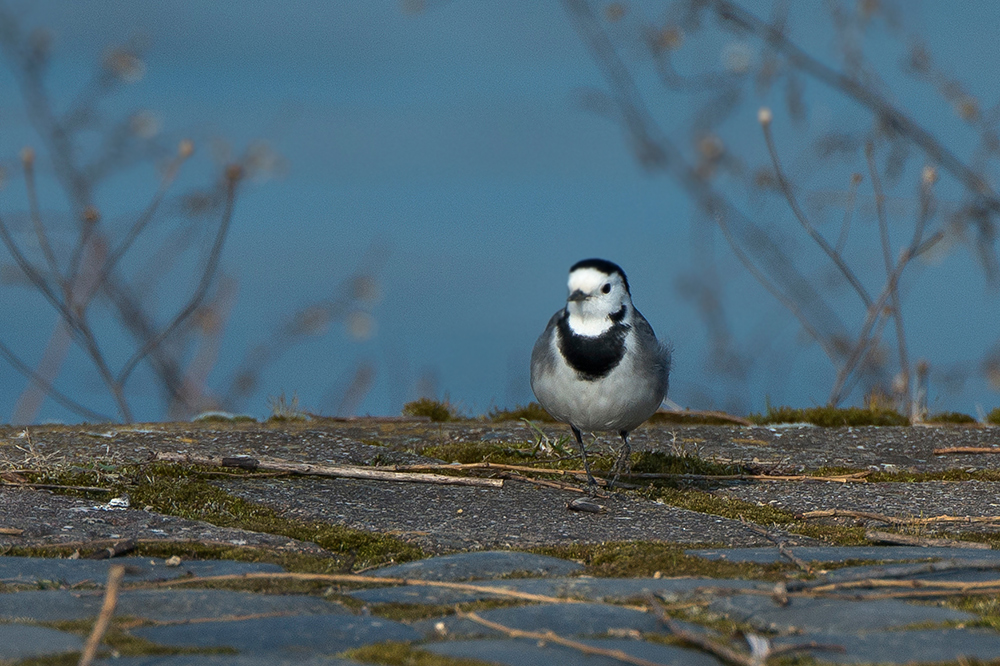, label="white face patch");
[564,267,631,337]
[567,267,610,296]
